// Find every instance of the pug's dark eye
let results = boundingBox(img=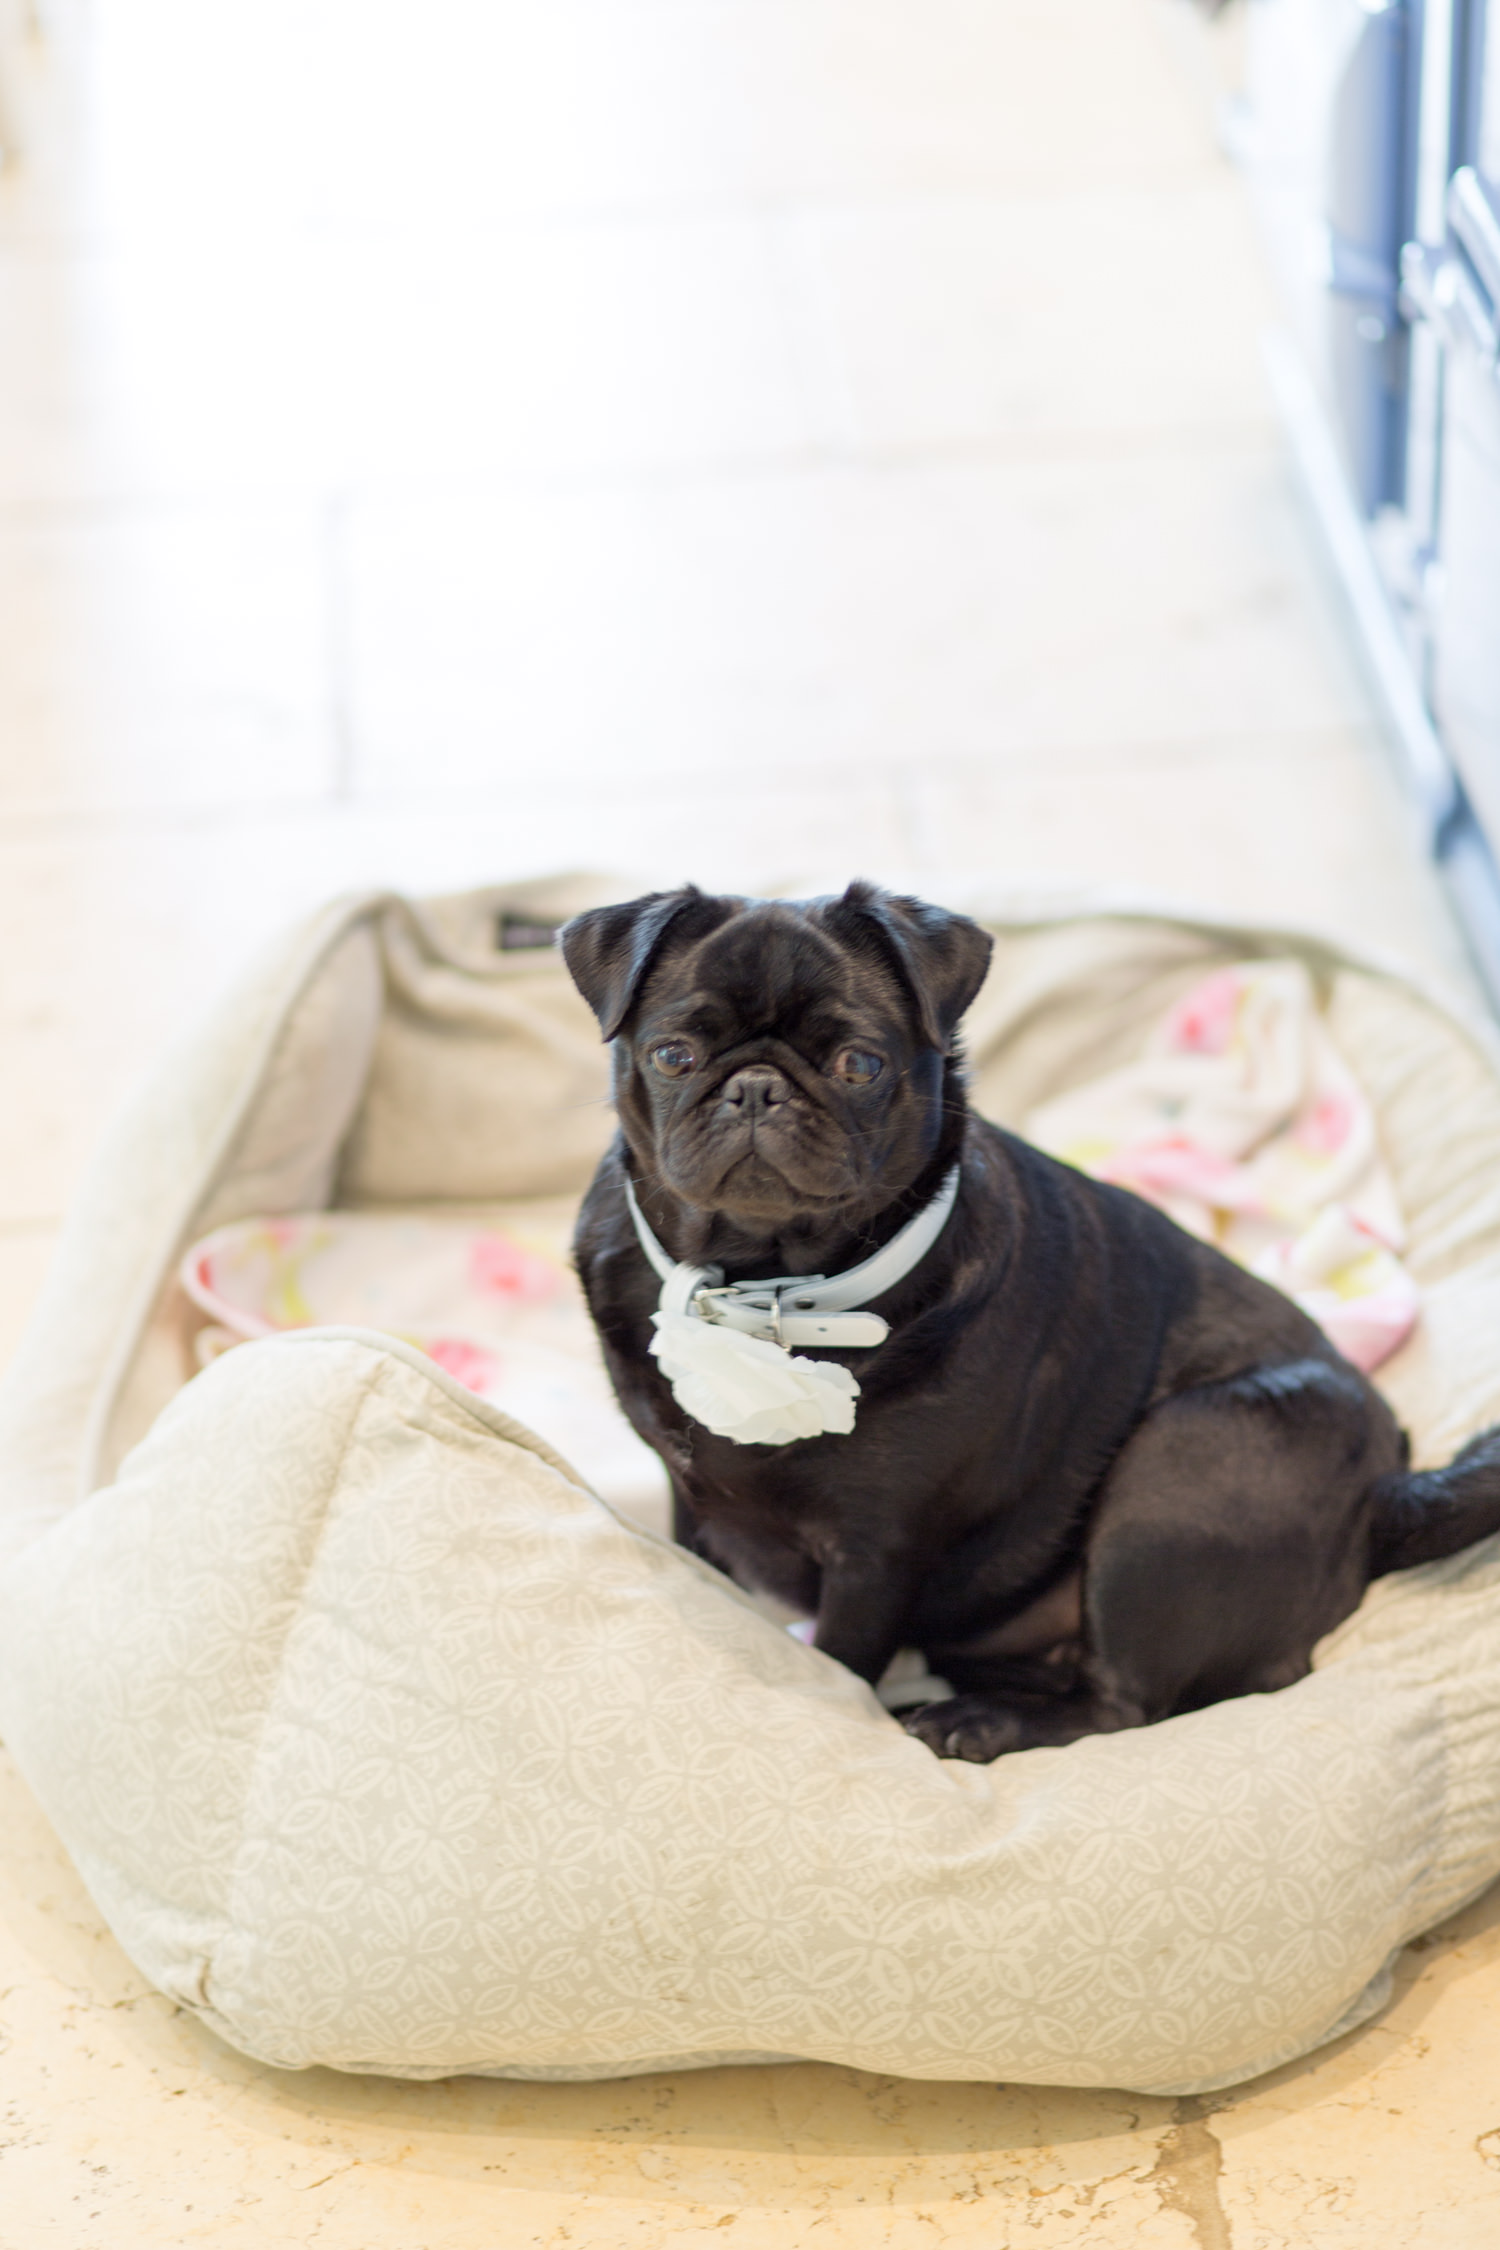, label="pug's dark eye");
[648,1040,696,1079]
[833,1049,884,1087]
